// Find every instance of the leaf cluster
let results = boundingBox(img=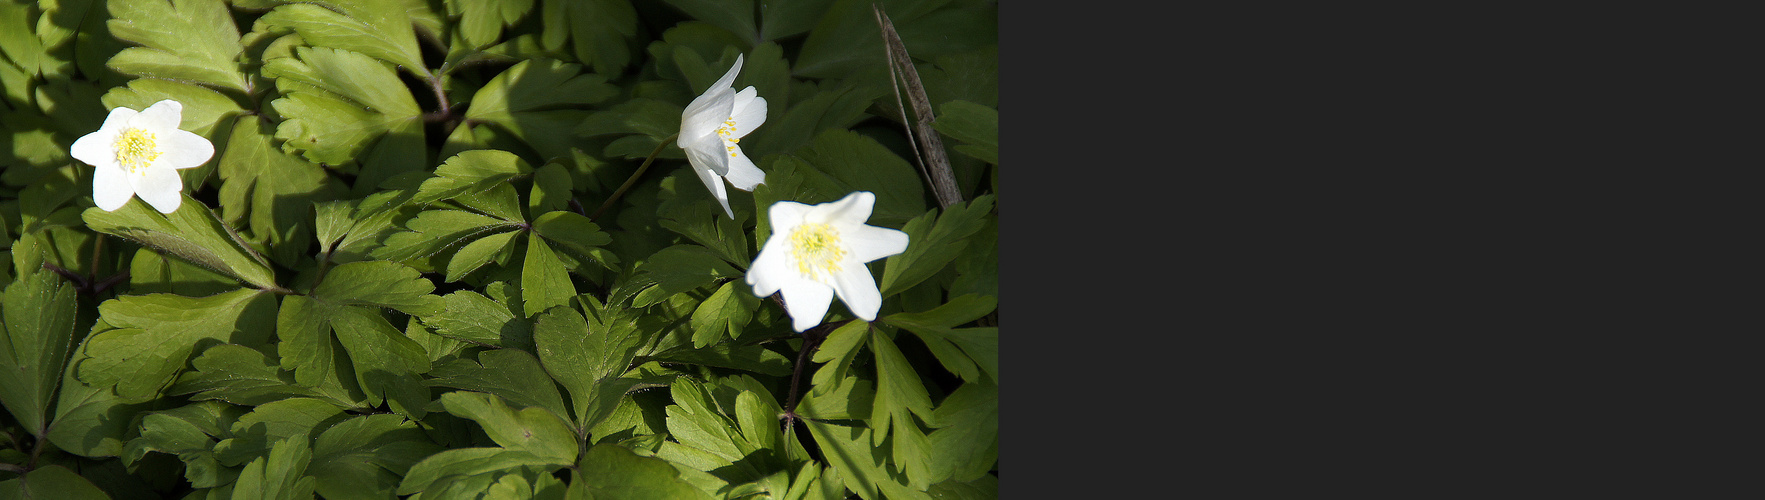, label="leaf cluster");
[0,0,998,498]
